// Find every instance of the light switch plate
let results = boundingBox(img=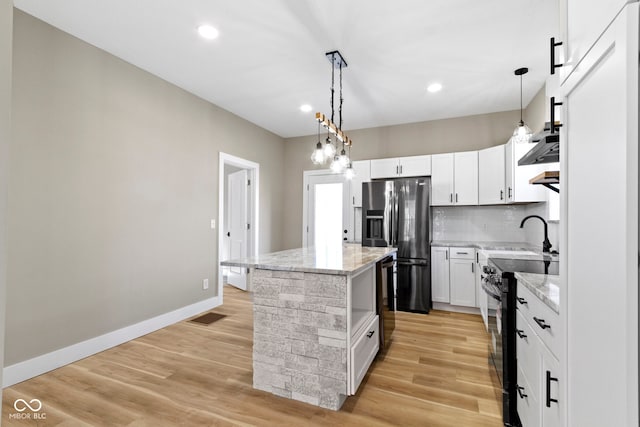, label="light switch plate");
[210,219,216,229]
[203,279,209,290]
